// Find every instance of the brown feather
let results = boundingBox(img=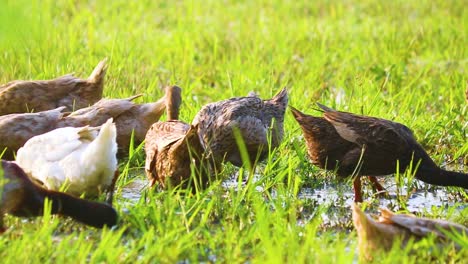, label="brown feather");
[192,88,288,167]
[0,59,107,114]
